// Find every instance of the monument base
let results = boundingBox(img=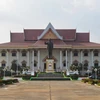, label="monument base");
[46,59,54,73]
